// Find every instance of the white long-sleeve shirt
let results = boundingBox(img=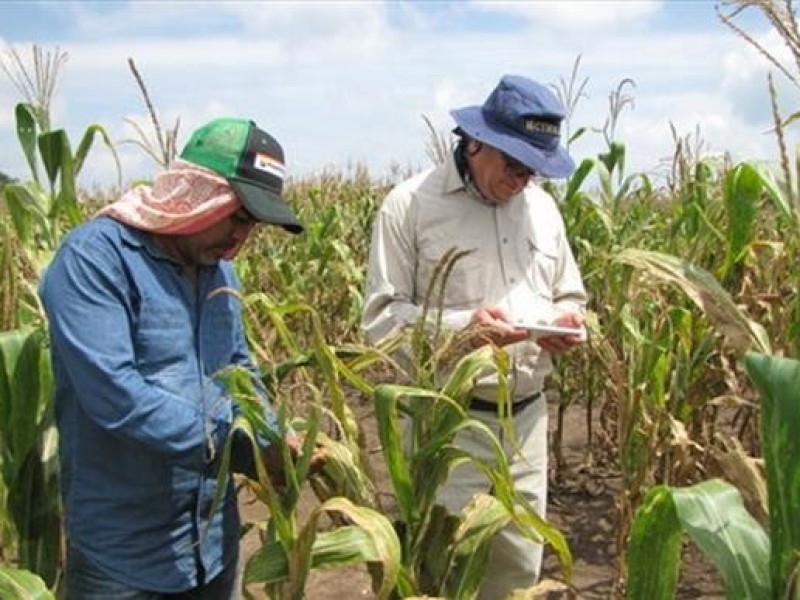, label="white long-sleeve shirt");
[362,152,587,403]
